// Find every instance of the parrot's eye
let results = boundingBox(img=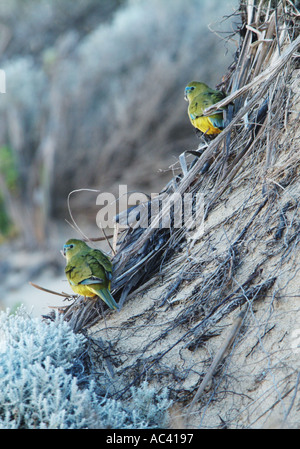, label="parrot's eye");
[69,244,74,249]
[190,87,195,90]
